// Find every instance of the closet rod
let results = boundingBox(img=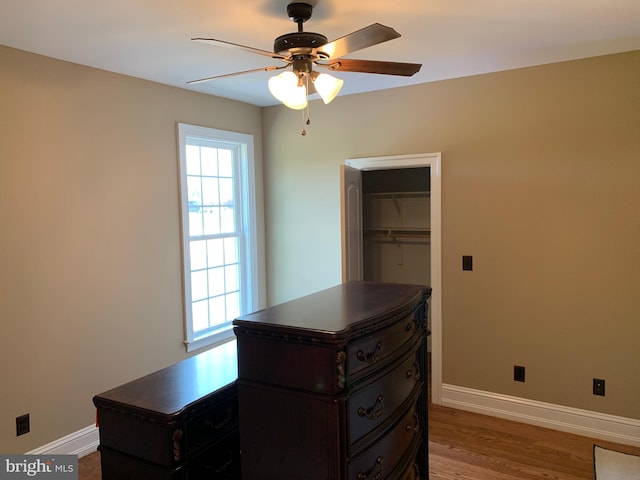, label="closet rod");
[364,228,430,239]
